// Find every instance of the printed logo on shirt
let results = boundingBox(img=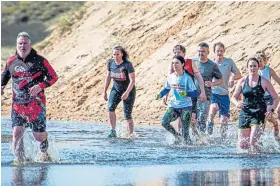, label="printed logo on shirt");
[111,70,126,81]
[170,84,185,90]
[14,65,26,72]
